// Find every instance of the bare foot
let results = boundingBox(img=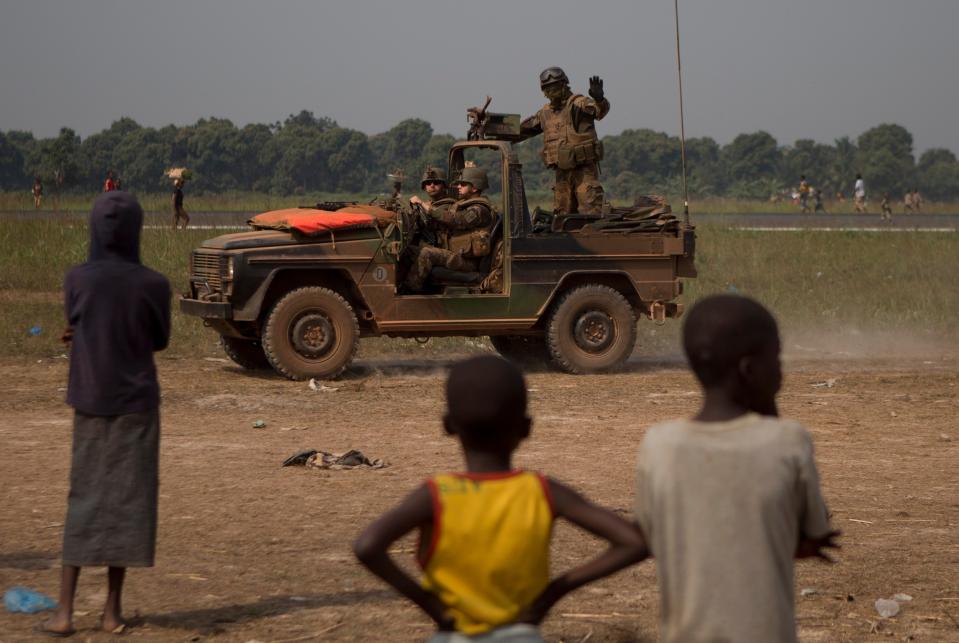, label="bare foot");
[35,613,76,637]
[98,614,128,634]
